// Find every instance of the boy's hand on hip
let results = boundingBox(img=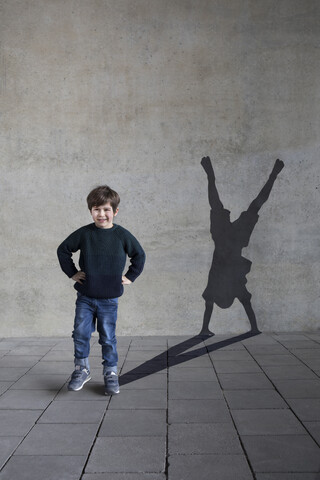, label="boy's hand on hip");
[122,276,132,285]
[72,271,86,284]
